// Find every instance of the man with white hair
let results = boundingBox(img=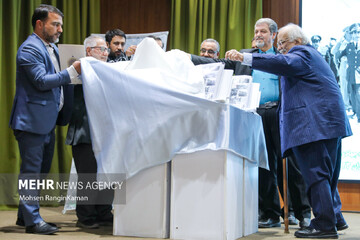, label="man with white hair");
[226,23,352,239]
[66,35,113,229]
